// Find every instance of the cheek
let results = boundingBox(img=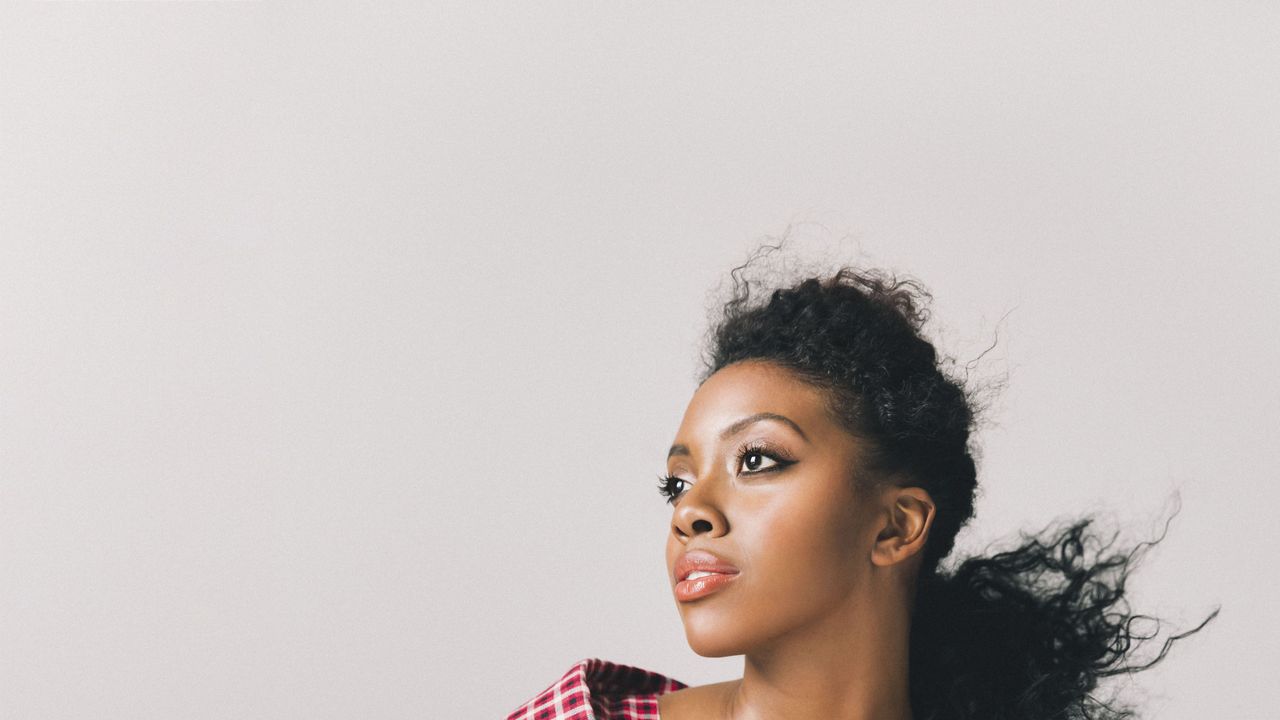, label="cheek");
[668,480,871,656]
[746,495,863,597]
